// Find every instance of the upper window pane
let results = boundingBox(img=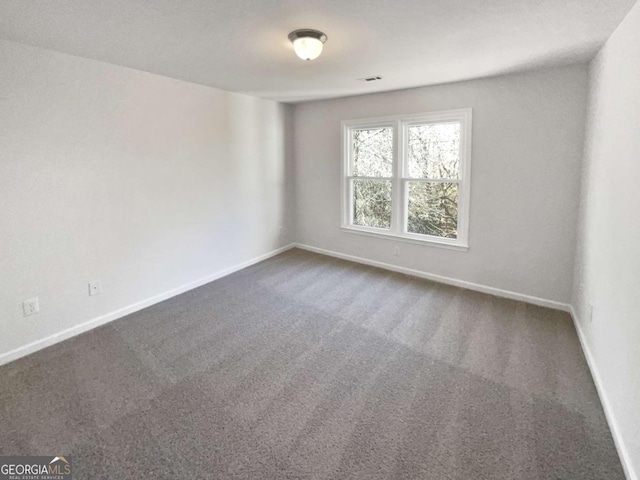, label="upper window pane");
[352,127,393,177]
[407,122,460,179]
